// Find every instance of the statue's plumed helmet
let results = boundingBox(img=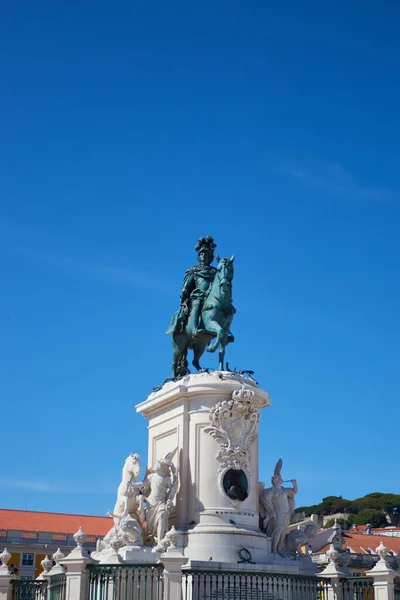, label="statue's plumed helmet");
[195,236,217,258]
